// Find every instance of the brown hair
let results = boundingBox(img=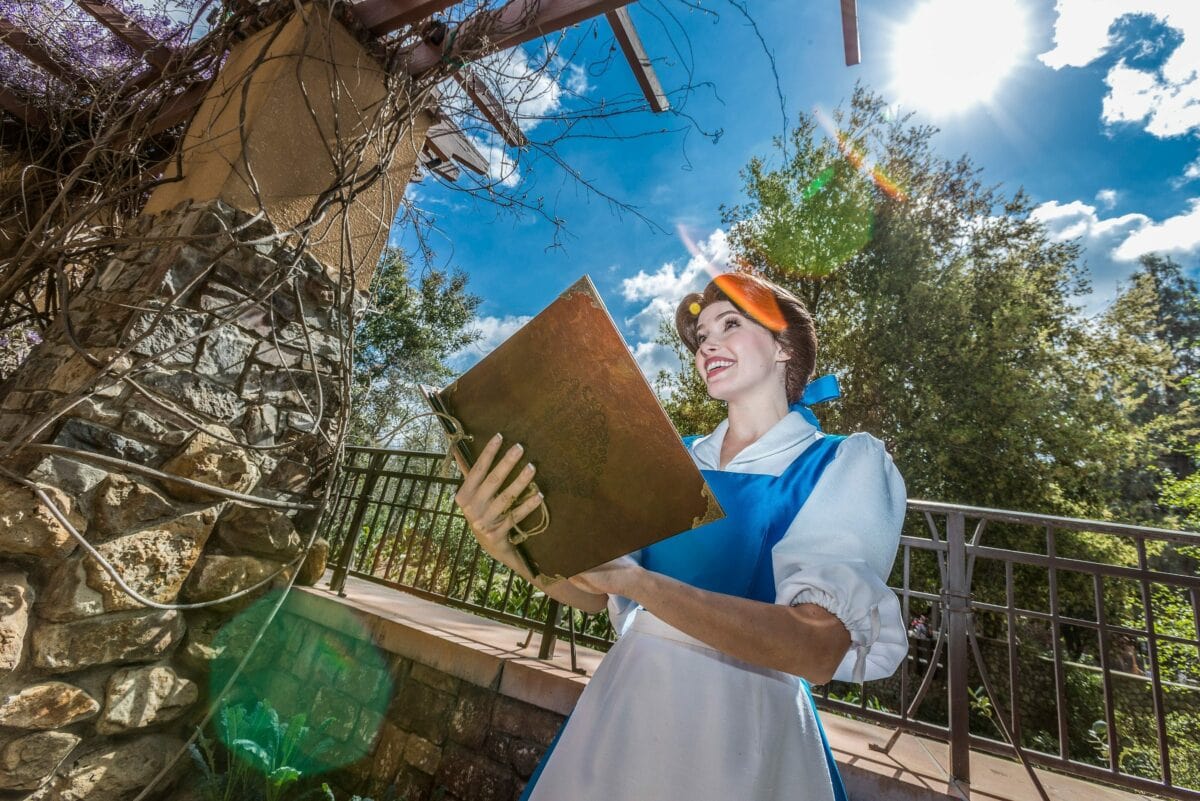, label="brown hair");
[675,273,817,405]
